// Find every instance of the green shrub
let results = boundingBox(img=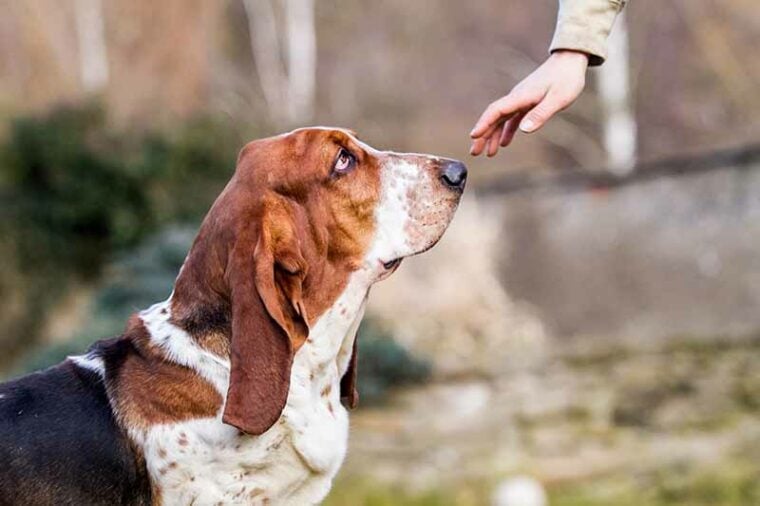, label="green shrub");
[12,226,194,376]
[0,102,243,367]
[0,103,150,278]
[356,320,432,405]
